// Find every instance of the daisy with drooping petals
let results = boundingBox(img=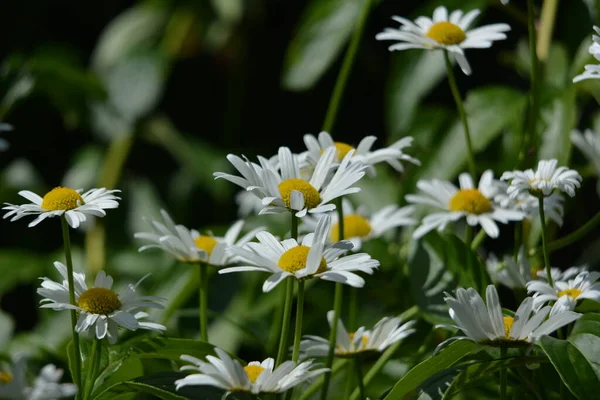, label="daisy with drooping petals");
[486,247,532,290]
[175,348,328,395]
[573,26,600,82]
[0,357,77,400]
[3,187,120,228]
[375,6,511,75]
[527,271,600,316]
[300,198,416,250]
[37,262,166,344]
[302,131,420,175]
[300,310,416,358]
[215,146,367,218]
[220,215,379,292]
[501,159,582,198]
[440,285,581,350]
[571,129,600,174]
[134,209,264,266]
[406,171,524,239]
